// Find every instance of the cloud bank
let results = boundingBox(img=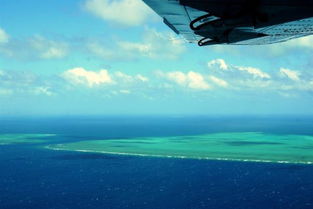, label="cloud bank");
[87,28,186,60]
[1,59,313,98]
[84,0,154,26]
